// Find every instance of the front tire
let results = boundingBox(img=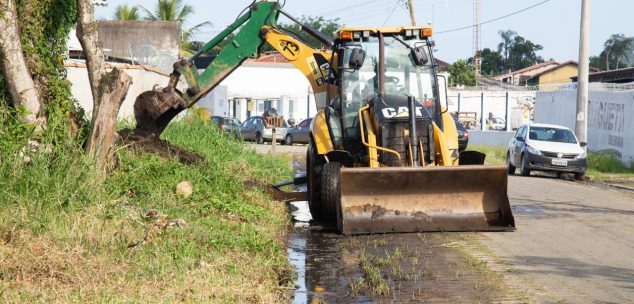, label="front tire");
[575,172,585,181]
[320,162,341,222]
[255,132,264,144]
[307,138,325,221]
[520,154,531,176]
[286,134,293,146]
